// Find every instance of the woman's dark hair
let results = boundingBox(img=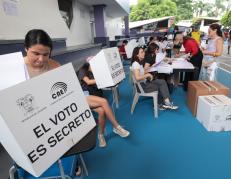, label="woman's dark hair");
[147,43,159,55]
[173,31,182,41]
[82,62,90,72]
[24,29,53,51]
[209,23,222,37]
[131,47,143,64]
[149,36,154,42]
[123,40,128,44]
